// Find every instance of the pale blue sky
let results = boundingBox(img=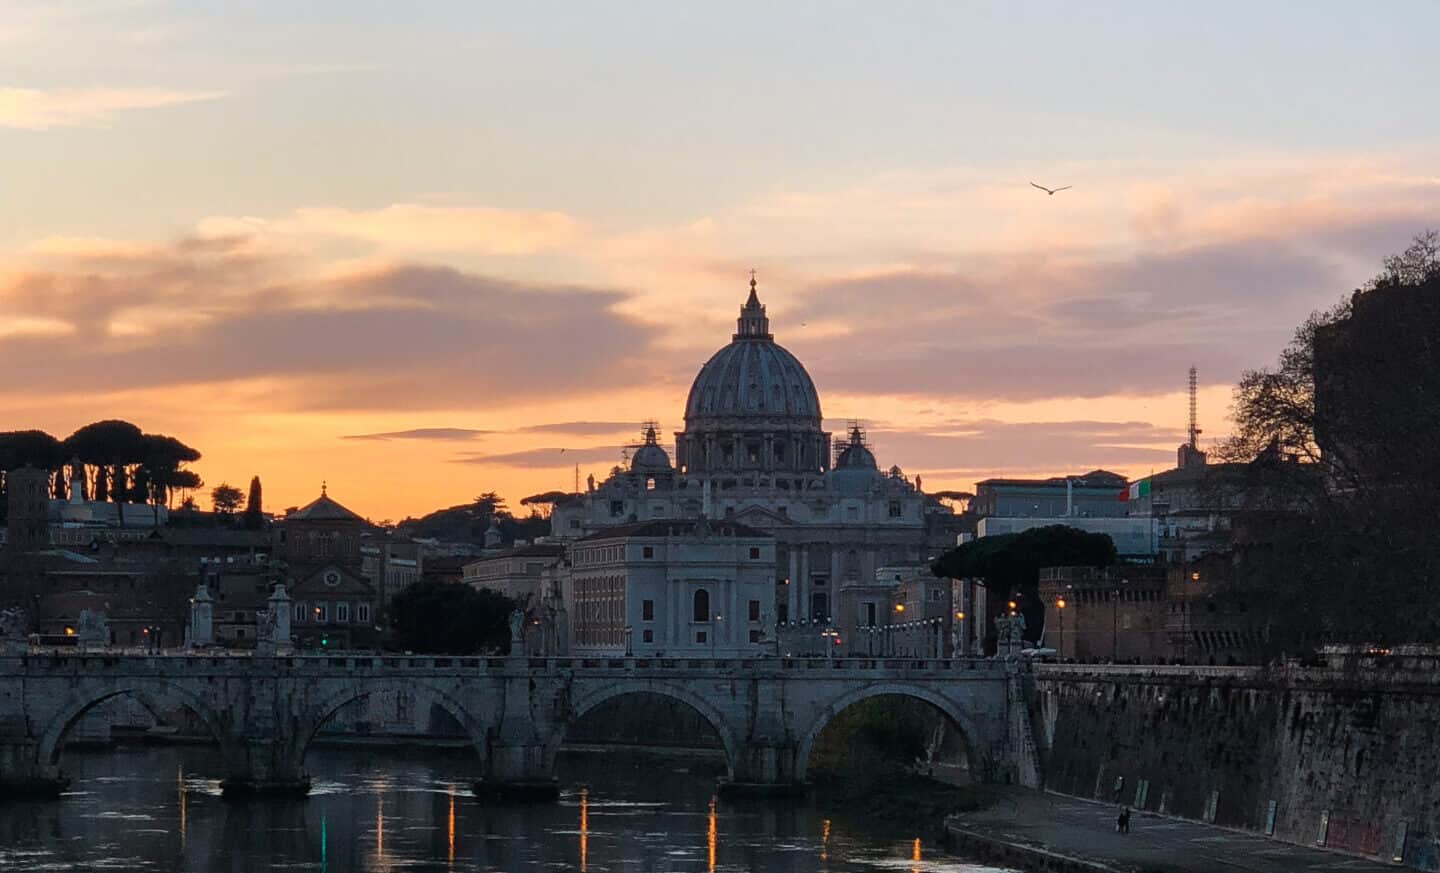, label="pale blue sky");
[2,1,1438,516]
